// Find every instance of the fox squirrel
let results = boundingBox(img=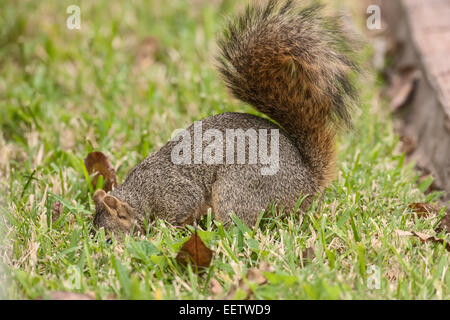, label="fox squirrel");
[93,0,358,235]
